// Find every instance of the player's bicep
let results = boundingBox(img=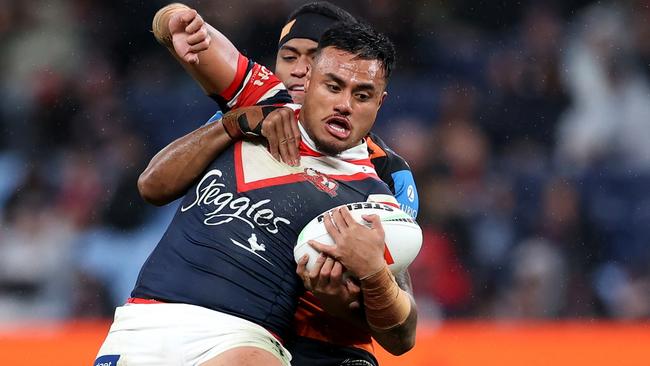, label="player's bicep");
[391,170,419,219]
